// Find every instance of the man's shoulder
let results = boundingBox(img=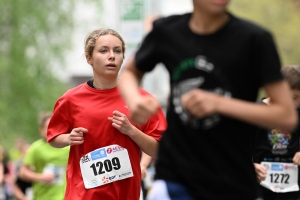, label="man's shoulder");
[30,139,46,147]
[230,13,271,35]
[26,139,47,155]
[30,138,48,148]
[153,13,191,30]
